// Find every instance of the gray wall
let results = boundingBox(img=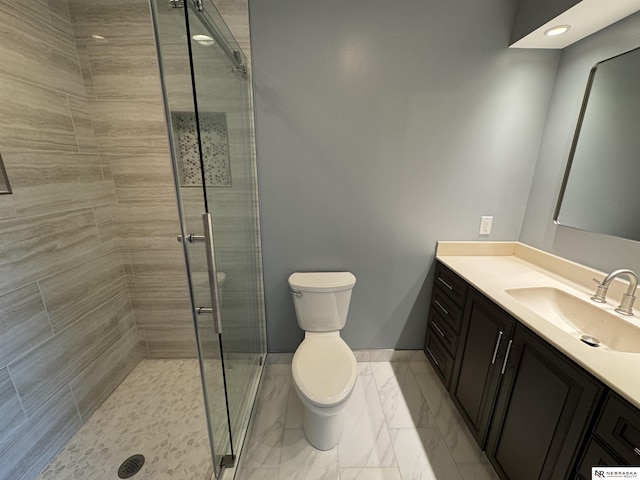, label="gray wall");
[249,0,560,352]
[520,11,640,275]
